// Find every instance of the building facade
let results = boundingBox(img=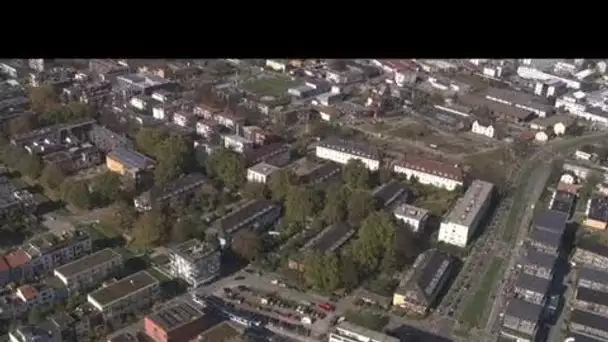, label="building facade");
[168,239,220,288]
